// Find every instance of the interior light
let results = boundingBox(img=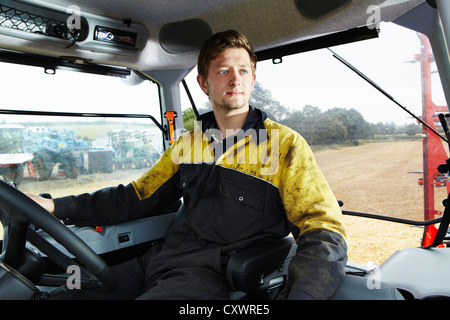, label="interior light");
[93,26,137,47]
